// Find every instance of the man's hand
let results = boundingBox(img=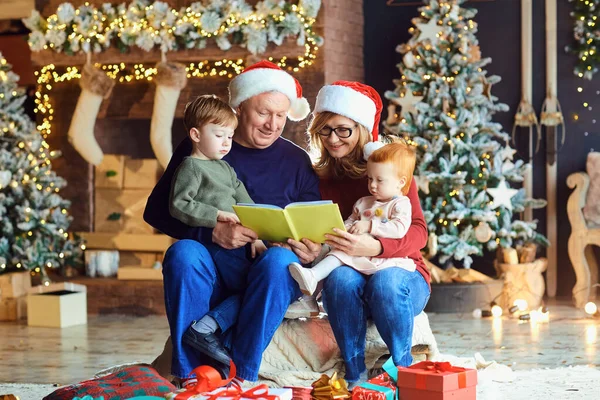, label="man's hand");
[212,221,257,249]
[325,228,382,257]
[287,238,322,264]
[348,221,371,235]
[217,211,240,224]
